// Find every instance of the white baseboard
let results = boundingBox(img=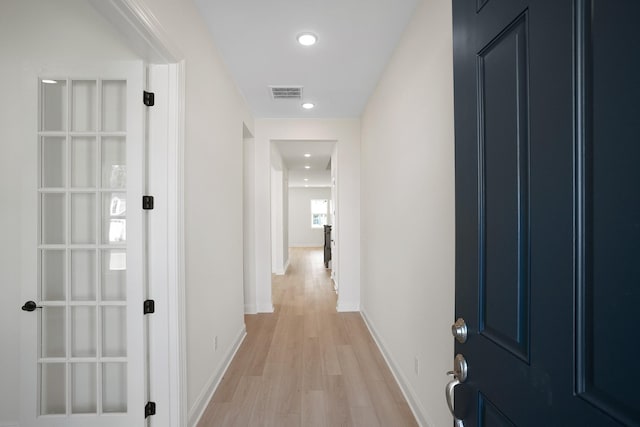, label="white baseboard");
[244,303,257,314]
[360,310,434,427]
[0,423,19,427]
[336,300,359,312]
[188,325,247,427]
[288,244,323,248]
